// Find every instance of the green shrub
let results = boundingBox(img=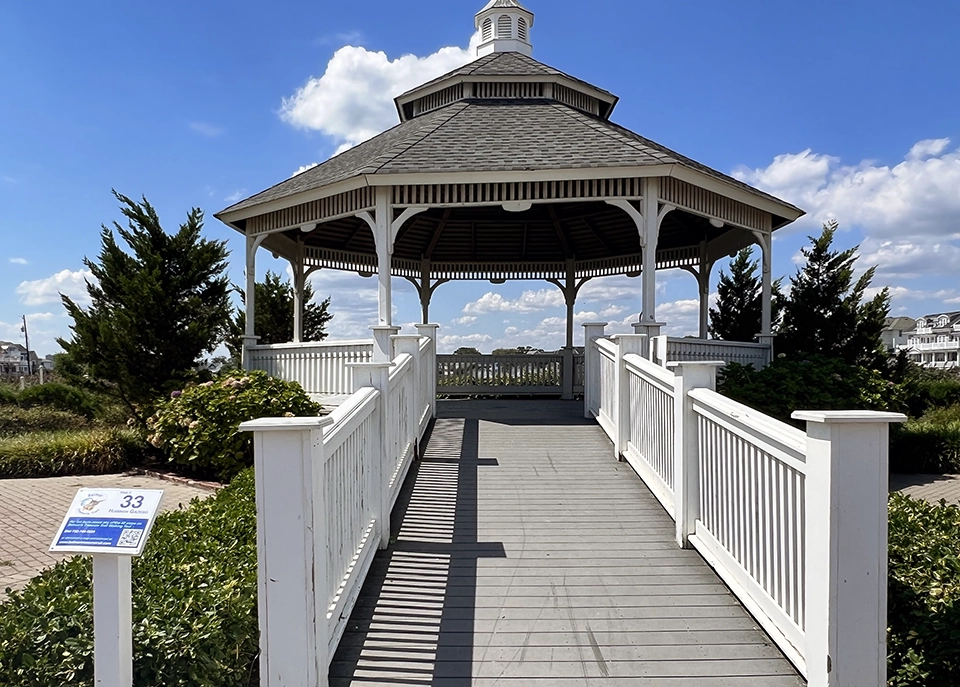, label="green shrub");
[17,383,97,419]
[0,469,259,687]
[150,369,321,481]
[891,405,960,473]
[0,428,146,478]
[902,371,960,418]
[0,385,16,406]
[719,355,905,426]
[0,406,90,436]
[888,493,960,685]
